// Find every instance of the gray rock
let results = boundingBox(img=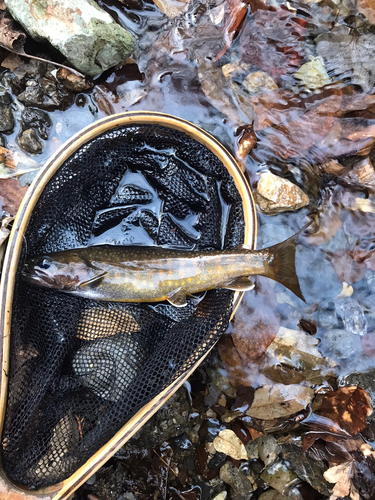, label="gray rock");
[0,90,14,133]
[260,462,298,495]
[258,435,280,466]
[5,0,135,76]
[320,328,362,360]
[21,108,52,140]
[280,438,332,496]
[220,462,255,499]
[17,128,44,154]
